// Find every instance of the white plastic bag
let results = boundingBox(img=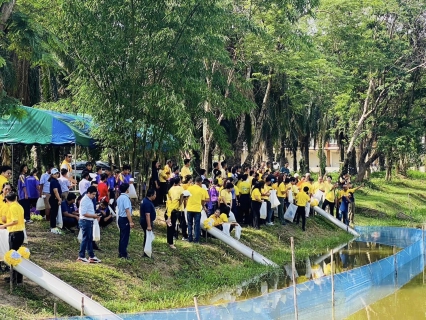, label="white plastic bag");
[260,202,267,219]
[128,184,137,199]
[0,229,9,259]
[23,229,28,244]
[222,223,231,236]
[313,190,324,202]
[184,208,188,224]
[305,203,311,218]
[288,190,294,204]
[228,210,236,222]
[36,198,45,211]
[284,203,297,222]
[77,228,82,243]
[234,225,242,240]
[144,230,155,257]
[270,190,280,208]
[93,219,101,241]
[56,206,63,229]
[200,210,208,224]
